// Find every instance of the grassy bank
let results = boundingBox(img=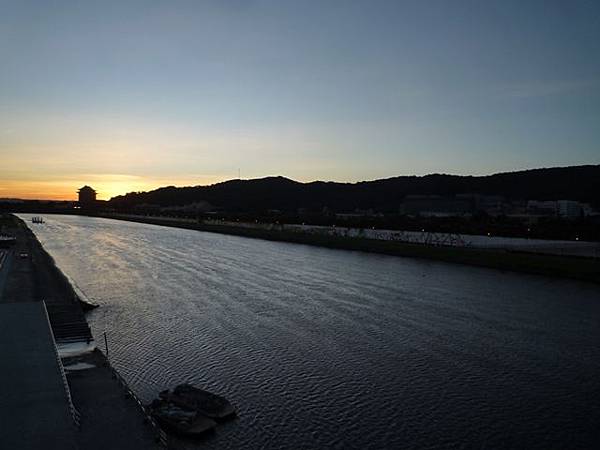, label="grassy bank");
[98,214,600,284]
